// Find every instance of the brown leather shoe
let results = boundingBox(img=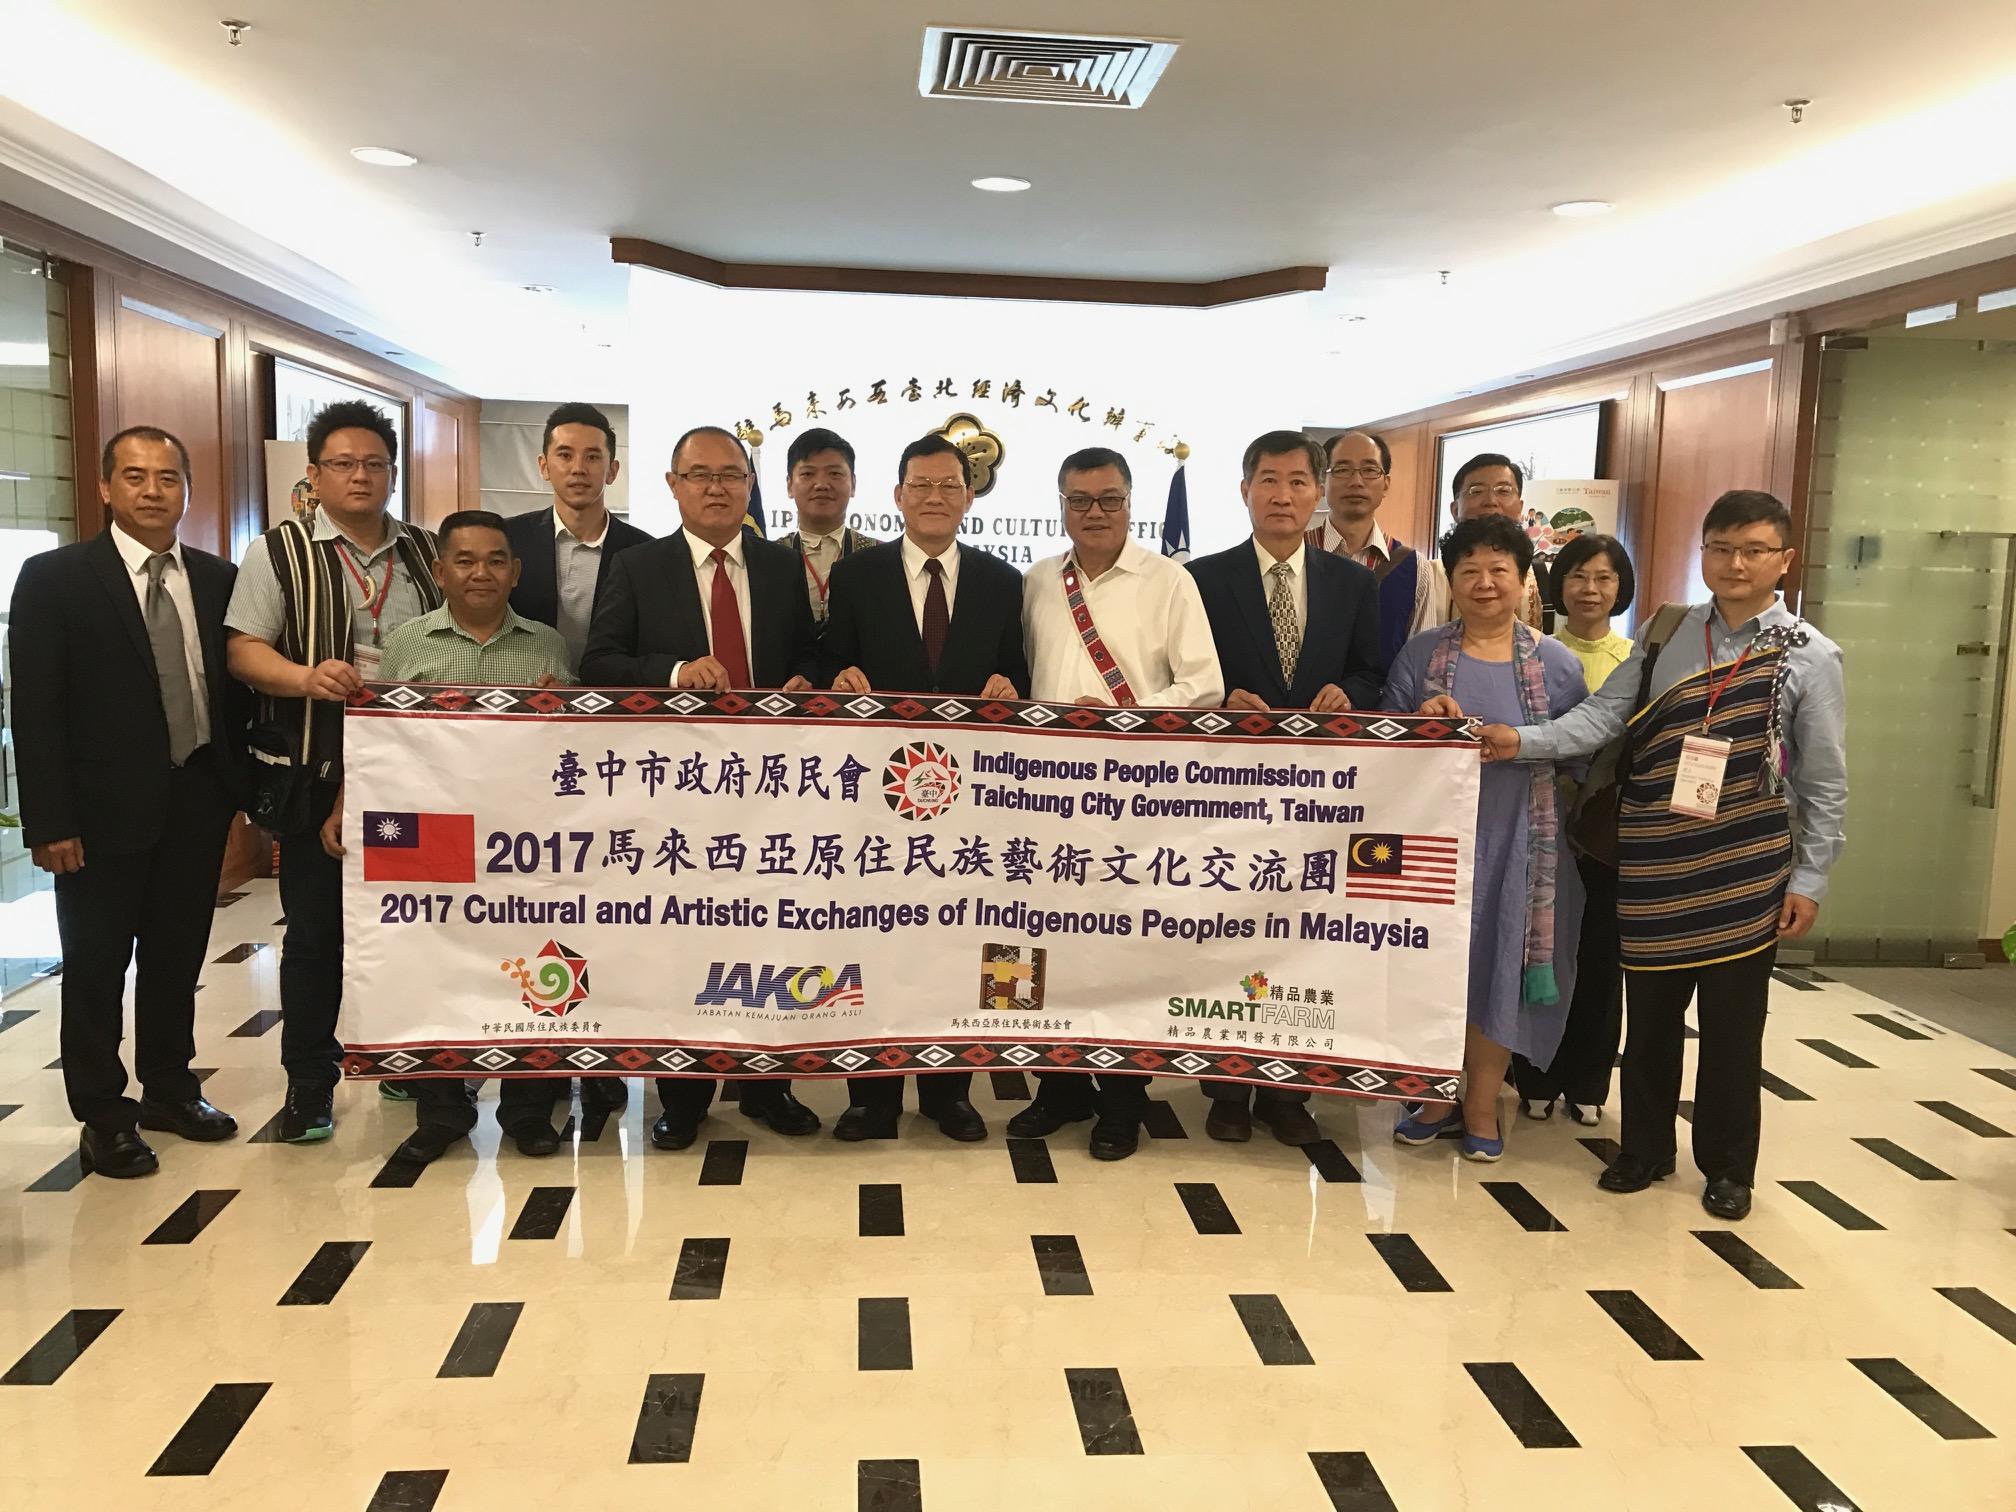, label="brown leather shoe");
[1204,1101,1252,1142]
[1253,1100,1321,1146]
